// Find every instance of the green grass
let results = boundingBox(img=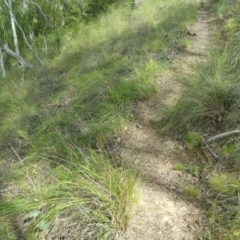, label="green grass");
[156,49,239,135]
[186,163,200,177]
[0,151,140,239]
[209,173,238,195]
[184,185,200,198]
[173,162,185,171]
[0,0,200,150]
[0,218,16,240]
[156,1,240,239]
[184,132,202,149]
[0,0,201,238]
